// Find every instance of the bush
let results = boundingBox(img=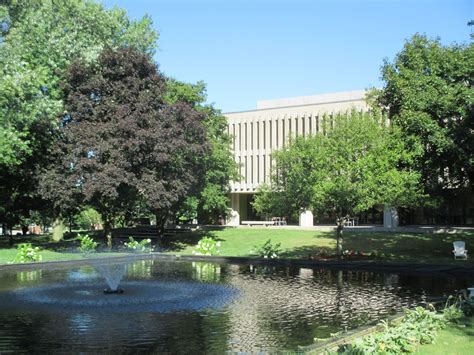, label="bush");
[124,237,153,252]
[75,207,102,230]
[340,304,461,354]
[193,237,221,256]
[78,234,98,254]
[254,239,282,259]
[13,243,42,263]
